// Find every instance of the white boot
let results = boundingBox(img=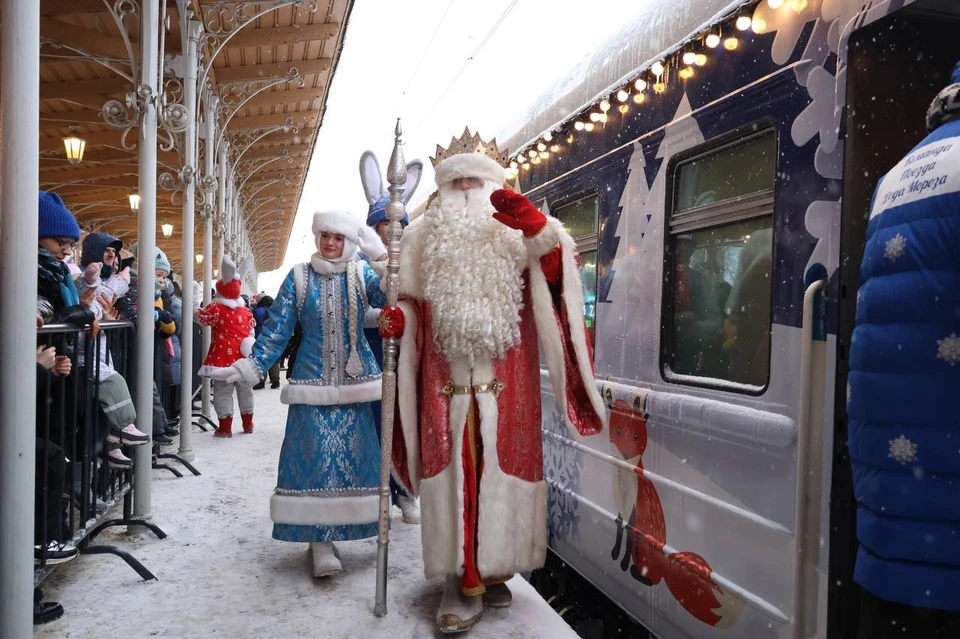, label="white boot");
[309,542,341,578]
[436,574,482,634]
[397,494,420,524]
